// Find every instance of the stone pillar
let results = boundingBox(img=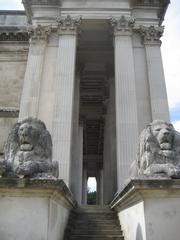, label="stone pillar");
[52,16,81,186]
[70,74,83,204]
[82,169,88,205]
[97,169,103,205]
[103,77,117,204]
[19,25,51,120]
[78,124,83,204]
[111,16,139,191]
[139,26,169,121]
